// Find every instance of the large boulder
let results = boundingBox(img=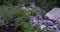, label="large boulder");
[45,8,60,23]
